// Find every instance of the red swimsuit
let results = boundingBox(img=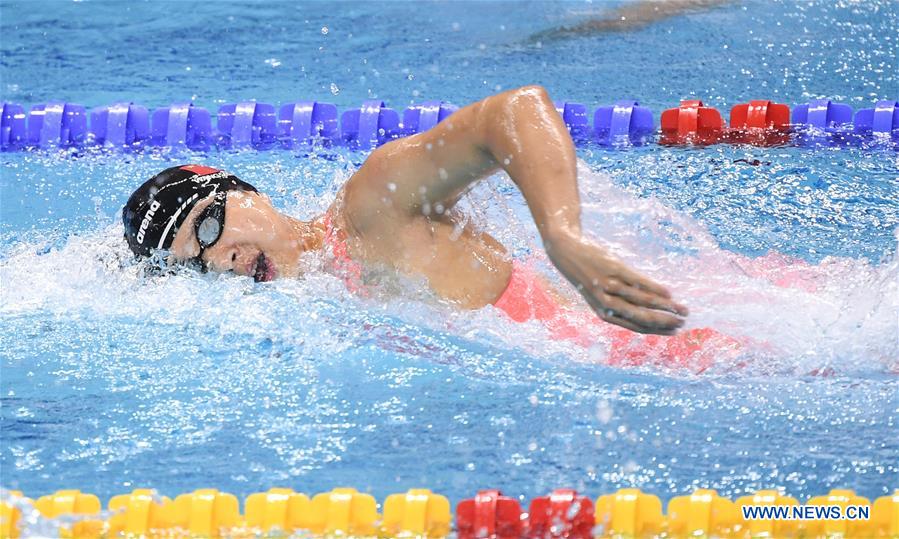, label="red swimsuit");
[323,212,741,372]
[322,211,366,295]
